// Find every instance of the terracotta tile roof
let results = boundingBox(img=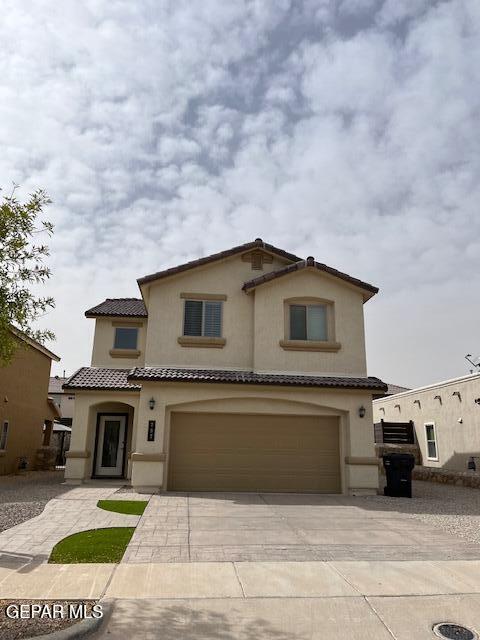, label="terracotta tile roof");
[128,367,387,391]
[85,298,147,318]
[373,382,411,399]
[63,368,142,391]
[385,383,411,395]
[242,257,378,299]
[137,239,302,286]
